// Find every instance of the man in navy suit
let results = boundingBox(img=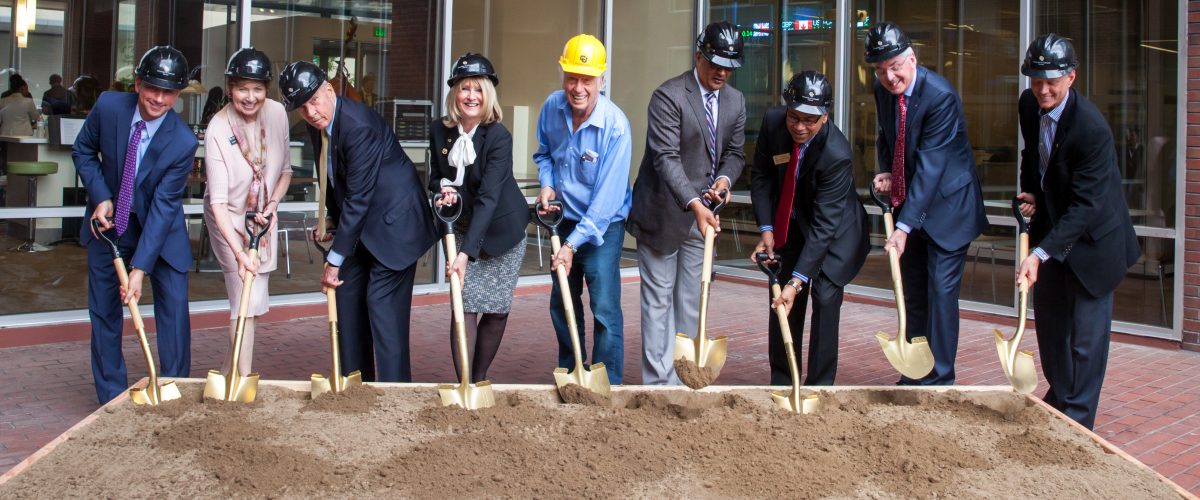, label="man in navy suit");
[866,23,987,385]
[1015,35,1140,429]
[75,46,197,404]
[279,61,439,383]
